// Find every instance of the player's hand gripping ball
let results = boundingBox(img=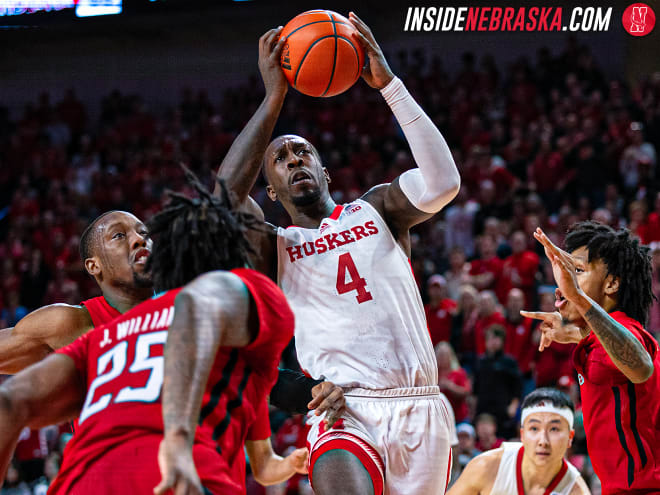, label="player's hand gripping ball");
[279,10,365,97]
